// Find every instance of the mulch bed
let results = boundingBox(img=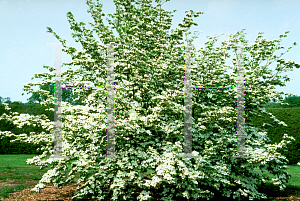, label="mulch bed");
[1,180,300,201]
